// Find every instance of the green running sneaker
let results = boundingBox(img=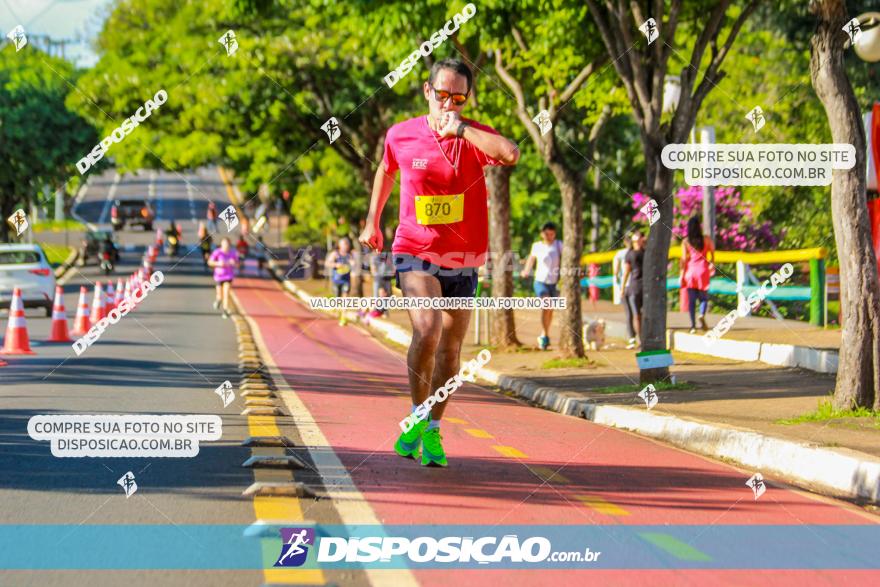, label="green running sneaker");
[394,418,428,459]
[420,426,448,467]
